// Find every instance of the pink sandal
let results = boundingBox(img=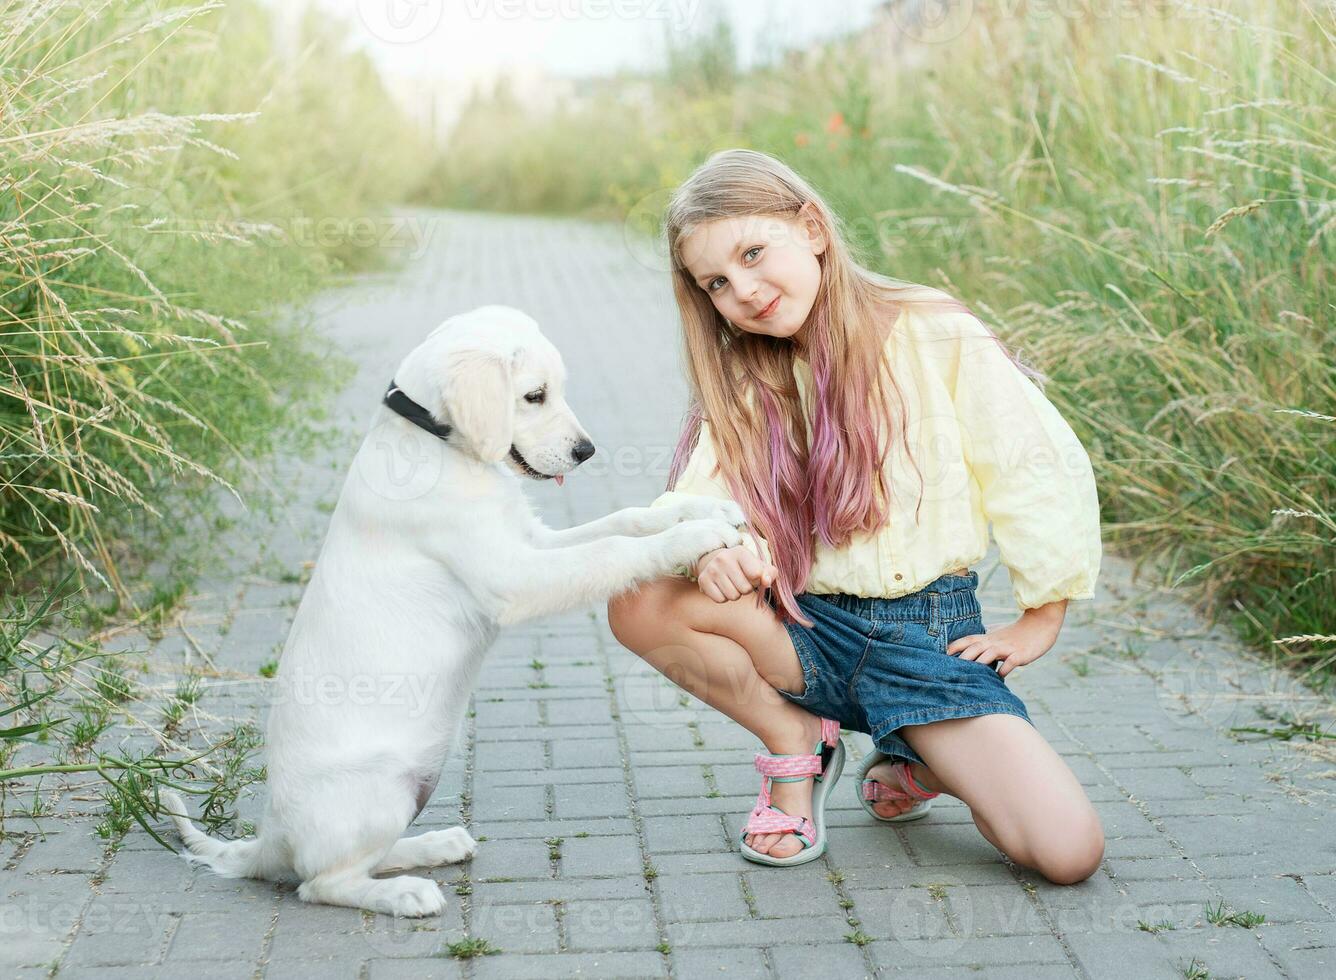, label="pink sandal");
[856,749,938,823]
[739,718,844,867]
